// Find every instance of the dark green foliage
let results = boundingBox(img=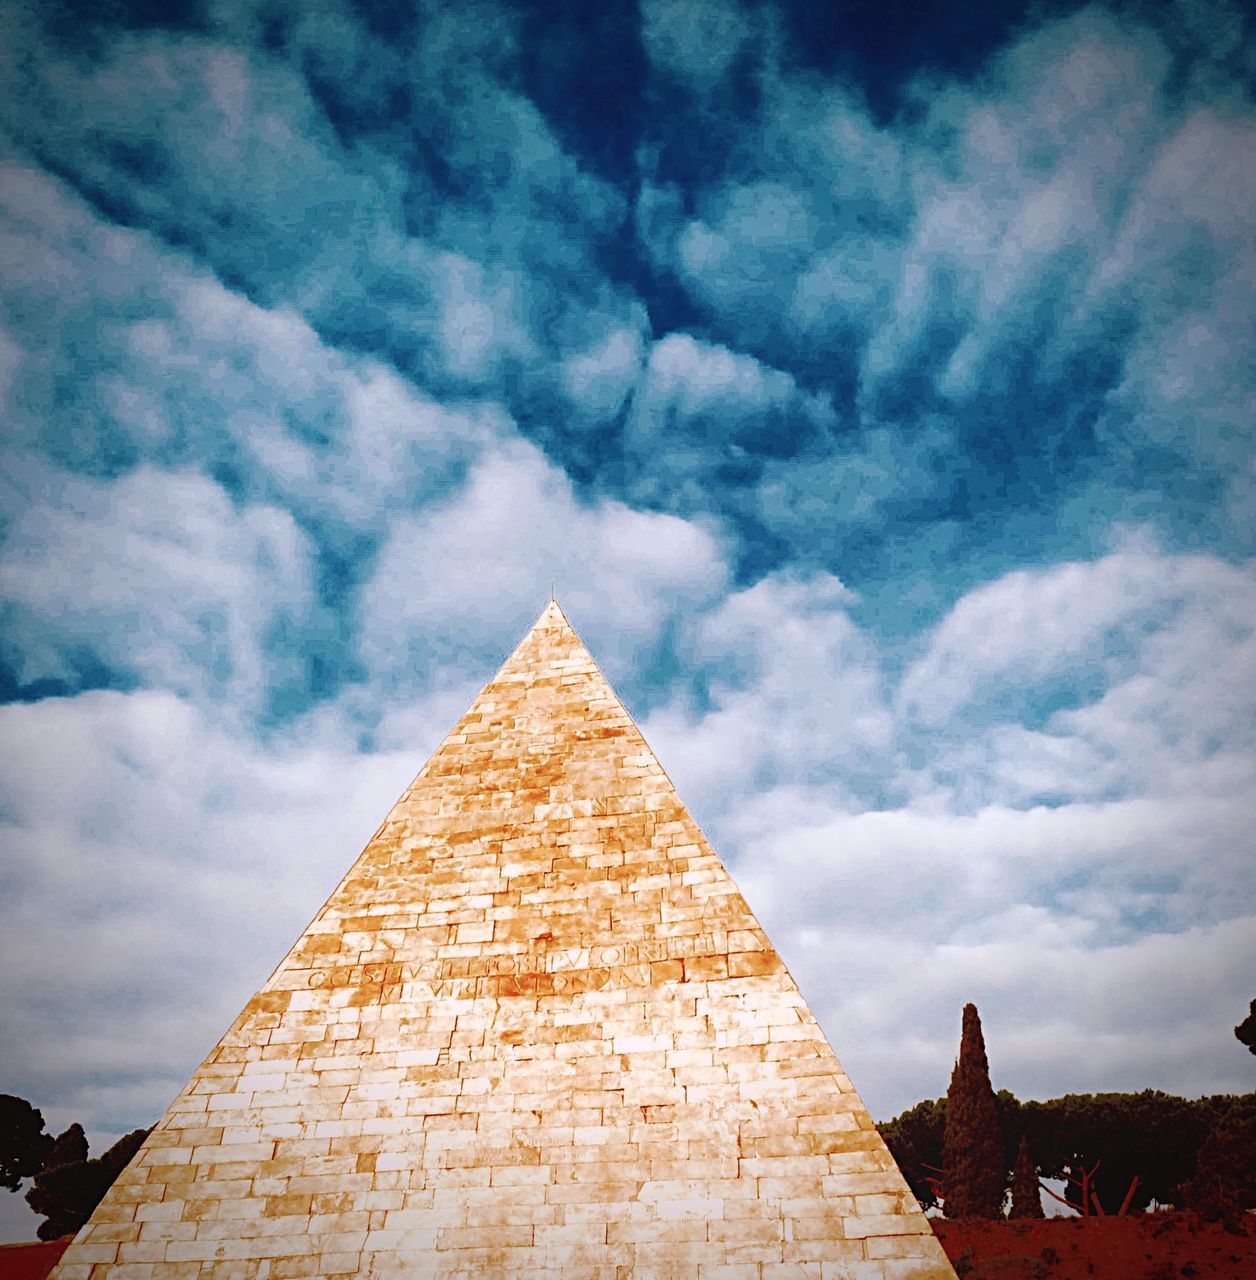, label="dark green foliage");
[1020,1091,1239,1213]
[1176,1116,1256,1226]
[879,1096,946,1209]
[884,1088,1256,1219]
[1009,1134,1044,1219]
[1237,999,1256,1056]
[0,1095,54,1193]
[97,1127,149,1183]
[26,1127,151,1241]
[943,1003,1006,1218]
[46,1124,89,1170]
[881,1089,1023,1212]
[992,1089,1025,1174]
